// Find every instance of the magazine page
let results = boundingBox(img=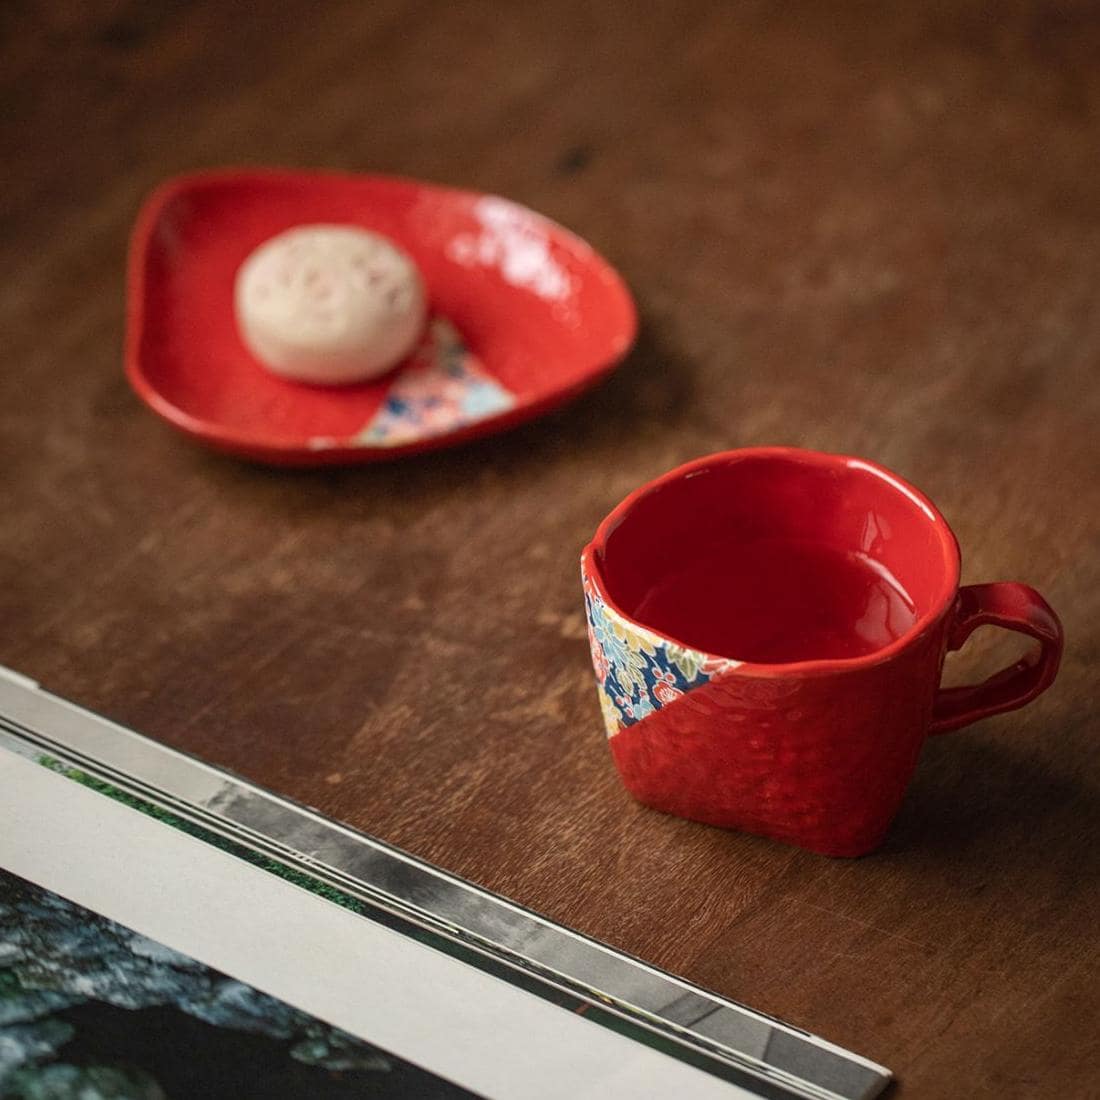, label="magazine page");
[0,669,890,1100]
